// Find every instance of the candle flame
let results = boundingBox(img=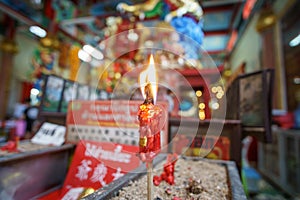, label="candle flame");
[139,54,158,104]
